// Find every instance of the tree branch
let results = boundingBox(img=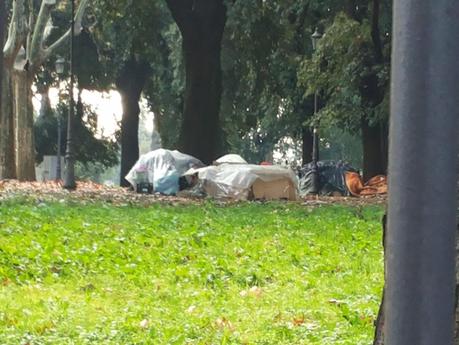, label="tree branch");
[26,0,34,62]
[42,0,90,63]
[3,0,27,67]
[28,0,54,65]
